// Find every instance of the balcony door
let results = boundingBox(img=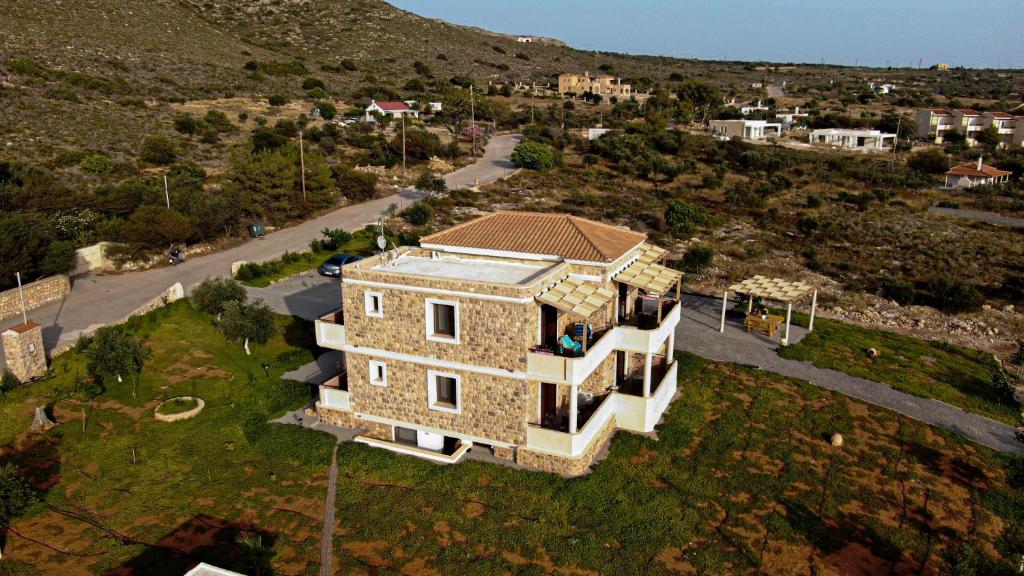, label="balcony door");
[617,283,629,322]
[541,304,559,349]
